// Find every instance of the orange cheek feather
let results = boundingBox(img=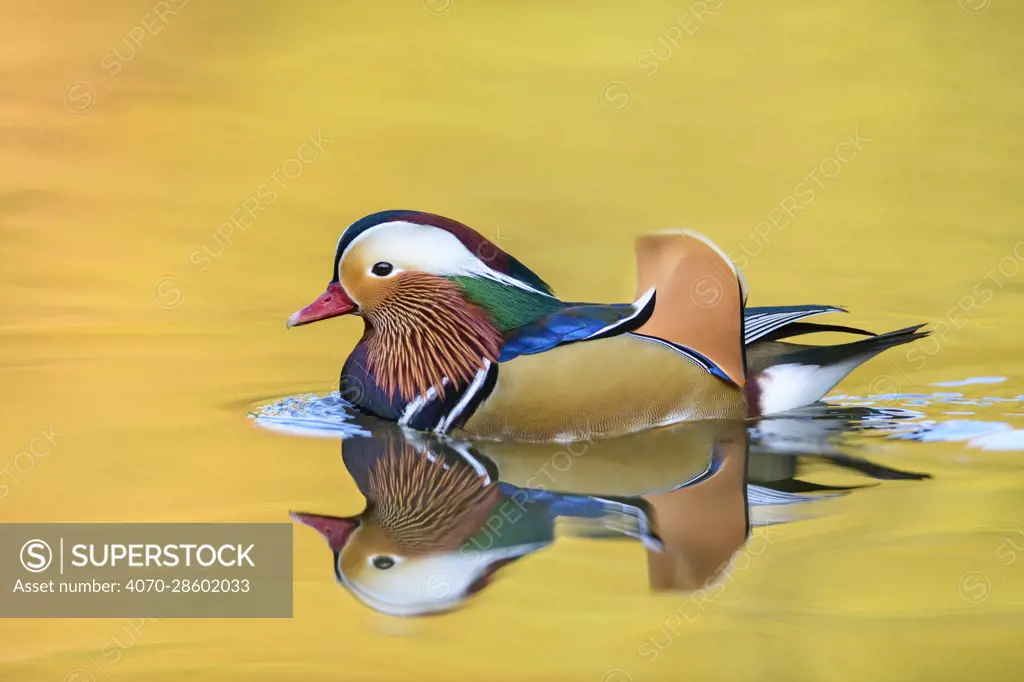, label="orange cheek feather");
[341,253,392,311]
